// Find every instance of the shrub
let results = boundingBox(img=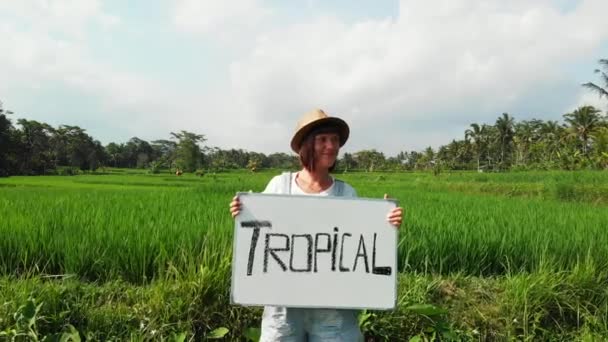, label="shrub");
[57,167,79,176]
